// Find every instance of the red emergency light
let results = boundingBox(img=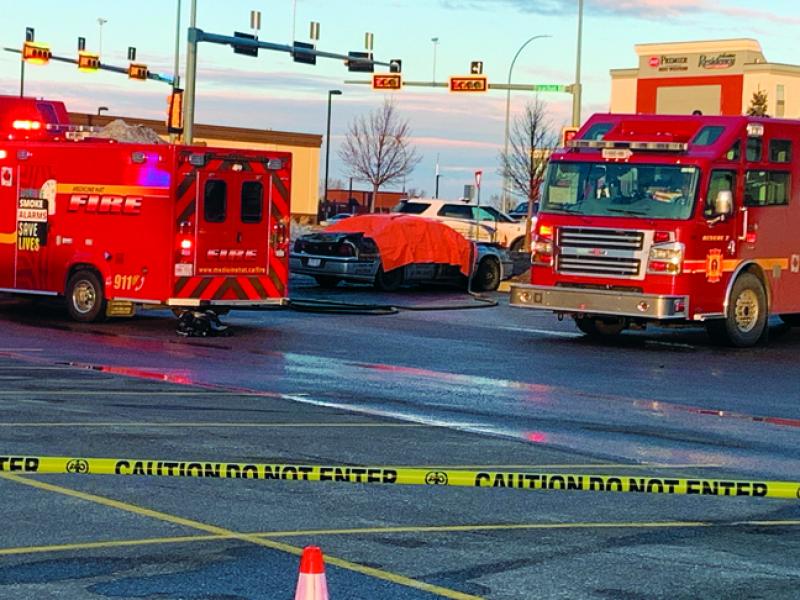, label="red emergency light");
[12,119,42,131]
